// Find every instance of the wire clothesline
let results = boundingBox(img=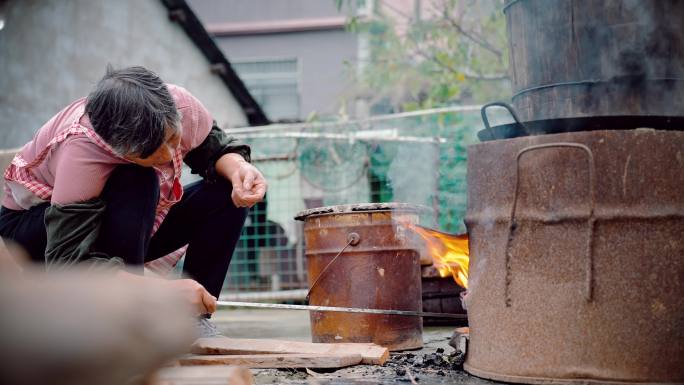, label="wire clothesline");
[224,105,482,135]
[232,130,447,143]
